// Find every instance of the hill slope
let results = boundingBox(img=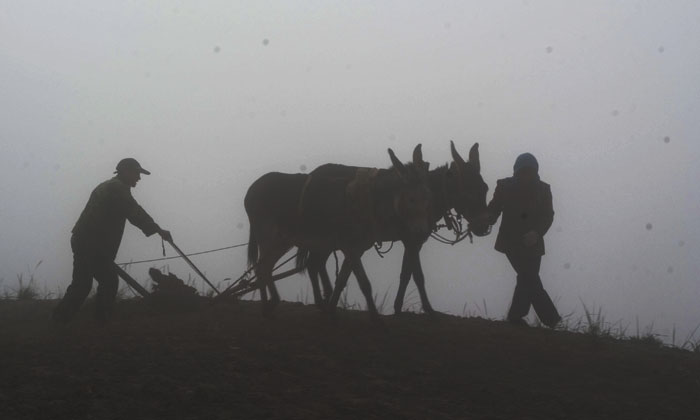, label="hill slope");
[0,299,698,420]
